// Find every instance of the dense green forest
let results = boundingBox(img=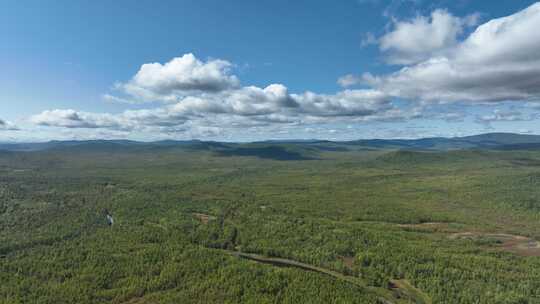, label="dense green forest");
[1,141,540,303]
